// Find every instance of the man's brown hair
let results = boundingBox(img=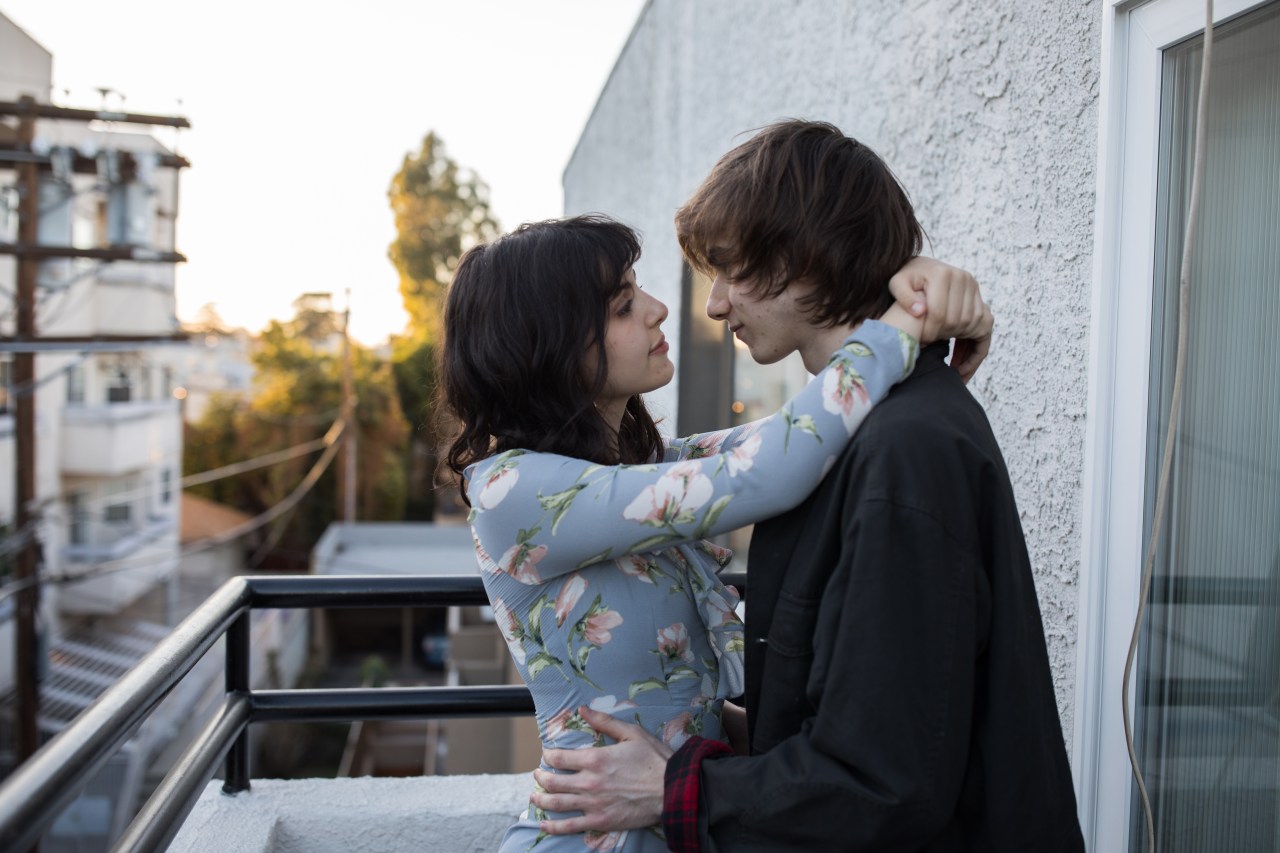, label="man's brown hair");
[676,119,923,327]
